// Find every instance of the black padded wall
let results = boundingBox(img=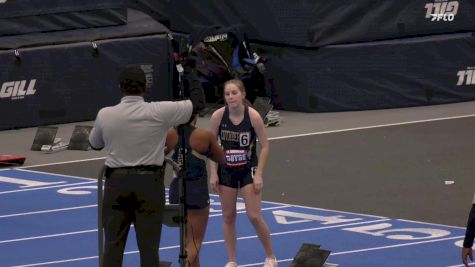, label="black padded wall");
[0,0,127,36]
[129,0,475,47]
[0,35,173,130]
[253,32,475,112]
